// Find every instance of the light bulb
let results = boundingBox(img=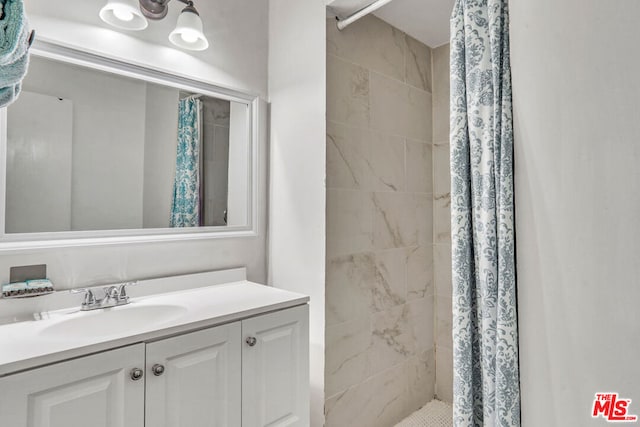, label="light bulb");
[180,30,199,44]
[113,7,134,22]
[99,0,148,31]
